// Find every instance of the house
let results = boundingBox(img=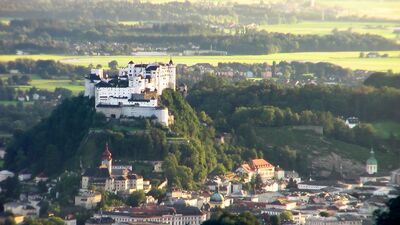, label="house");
[75,190,102,209]
[18,171,32,181]
[0,170,15,182]
[263,181,279,192]
[0,147,6,159]
[390,168,400,185]
[3,201,40,217]
[236,158,275,183]
[34,173,49,183]
[85,217,115,225]
[345,117,359,129]
[275,166,285,180]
